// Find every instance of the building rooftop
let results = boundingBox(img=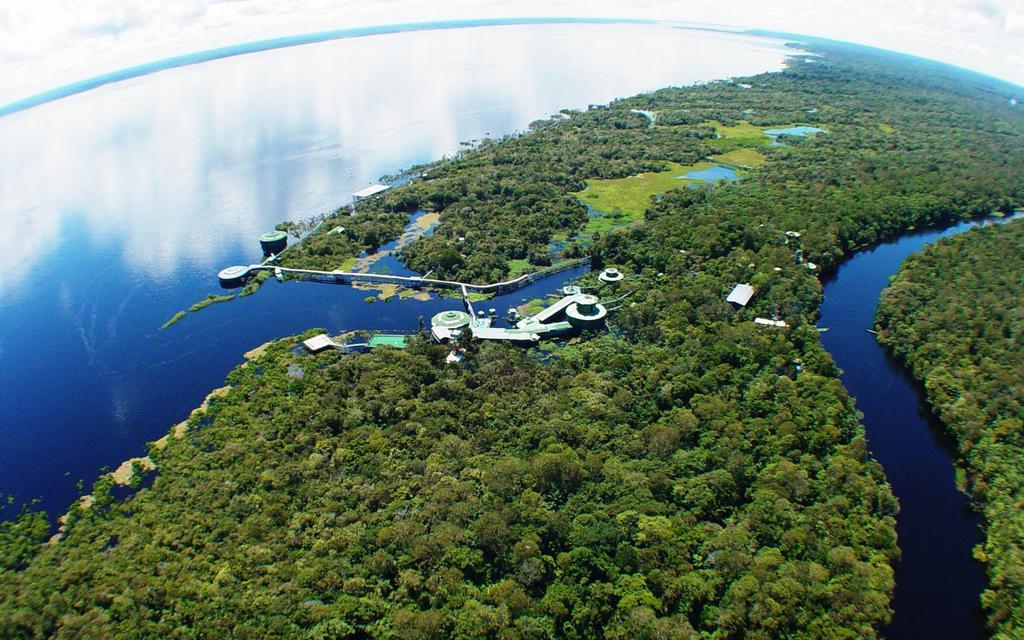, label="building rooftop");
[726,283,755,307]
[352,184,391,199]
[302,334,337,353]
